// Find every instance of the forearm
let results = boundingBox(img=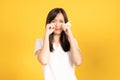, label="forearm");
[37,32,50,65]
[69,33,82,66]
